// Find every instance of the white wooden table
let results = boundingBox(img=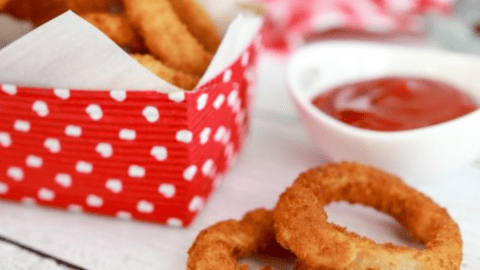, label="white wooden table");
[0,52,479,270]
